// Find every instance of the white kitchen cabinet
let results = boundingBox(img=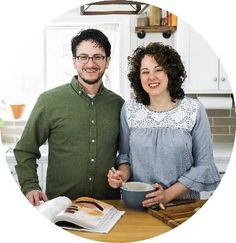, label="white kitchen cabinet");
[4,145,48,193]
[7,158,46,191]
[175,20,232,94]
[7,161,20,186]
